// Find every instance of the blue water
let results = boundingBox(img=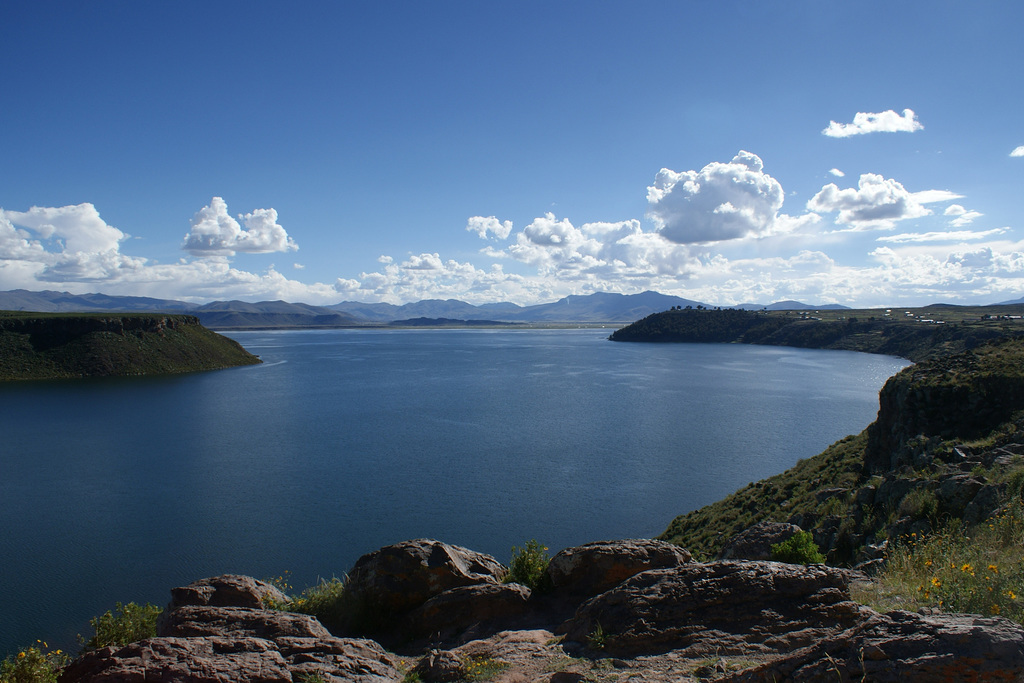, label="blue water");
[0,328,909,655]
